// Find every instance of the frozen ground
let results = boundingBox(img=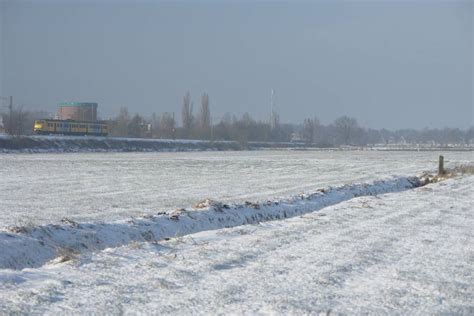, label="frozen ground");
[0,175,472,314]
[0,176,421,270]
[1,150,472,226]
